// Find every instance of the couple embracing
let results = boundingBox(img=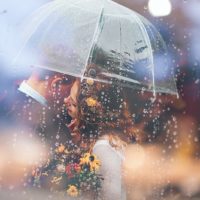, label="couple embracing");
[18,67,140,200]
